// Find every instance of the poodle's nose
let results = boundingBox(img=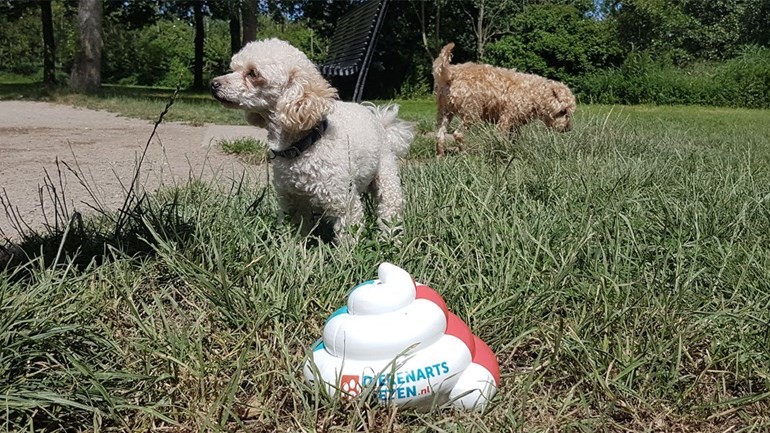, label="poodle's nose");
[210,79,221,94]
